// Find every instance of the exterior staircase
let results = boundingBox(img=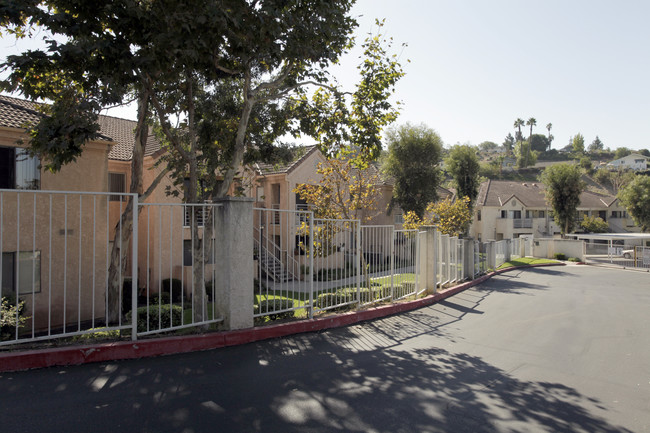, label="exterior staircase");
[254,228,295,282]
